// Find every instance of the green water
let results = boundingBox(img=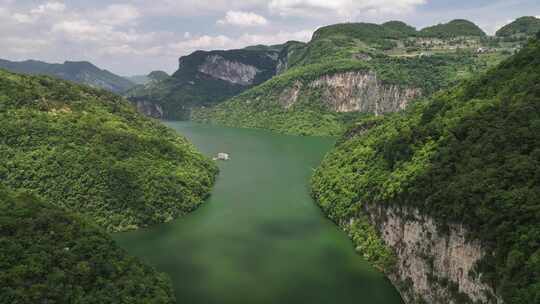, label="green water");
[114,122,403,304]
